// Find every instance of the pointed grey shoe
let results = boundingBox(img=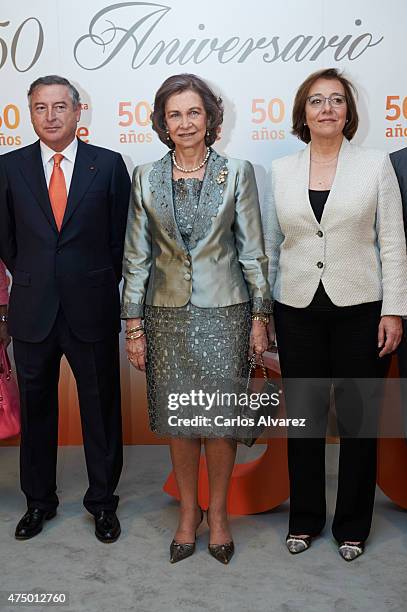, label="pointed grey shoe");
[169,507,203,563]
[208,541,235,564]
